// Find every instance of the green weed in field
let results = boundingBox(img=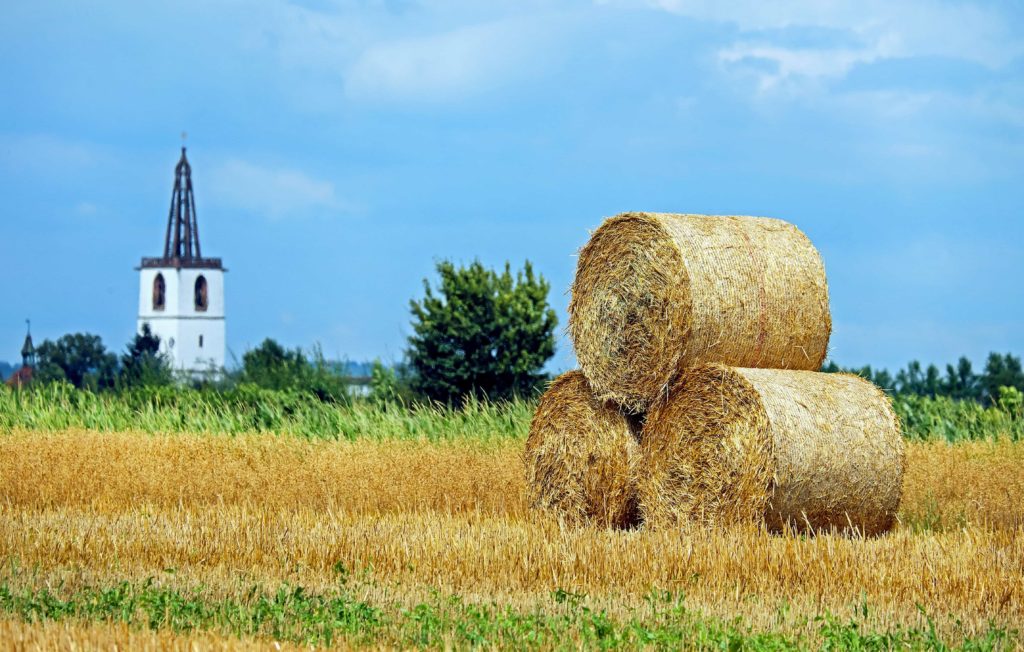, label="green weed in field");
[0,579,1017,650]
